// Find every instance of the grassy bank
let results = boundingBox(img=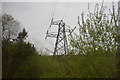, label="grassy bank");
[13,52,117,78]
